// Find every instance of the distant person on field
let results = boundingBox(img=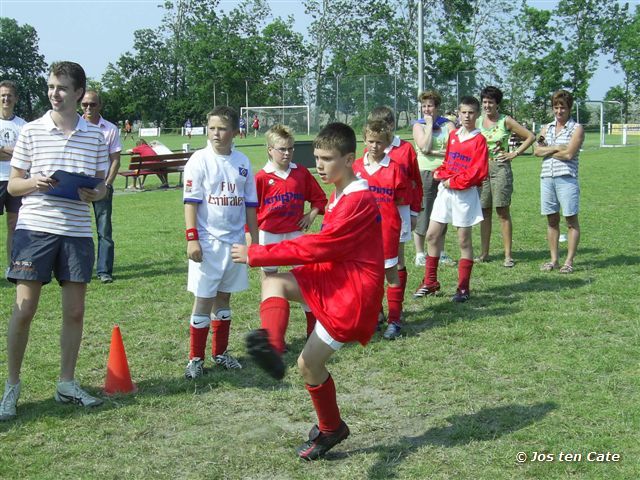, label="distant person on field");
[367,106,422,324]
[252,114,260,137]
[231,122,384,460]
[534,89,584,274]
[412,90,457,268]
[413,96,488,303]
[1,61,108,421]
[0,80,27,274]
[475,86,535,267]
[127,138,168,189]
[239,117,247,138]
[255,124,327,338]
[184,118,192,139]
[123,119,133,141]
[82,90,122,284]
[353,120,409,340]
[183,106,259,378]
